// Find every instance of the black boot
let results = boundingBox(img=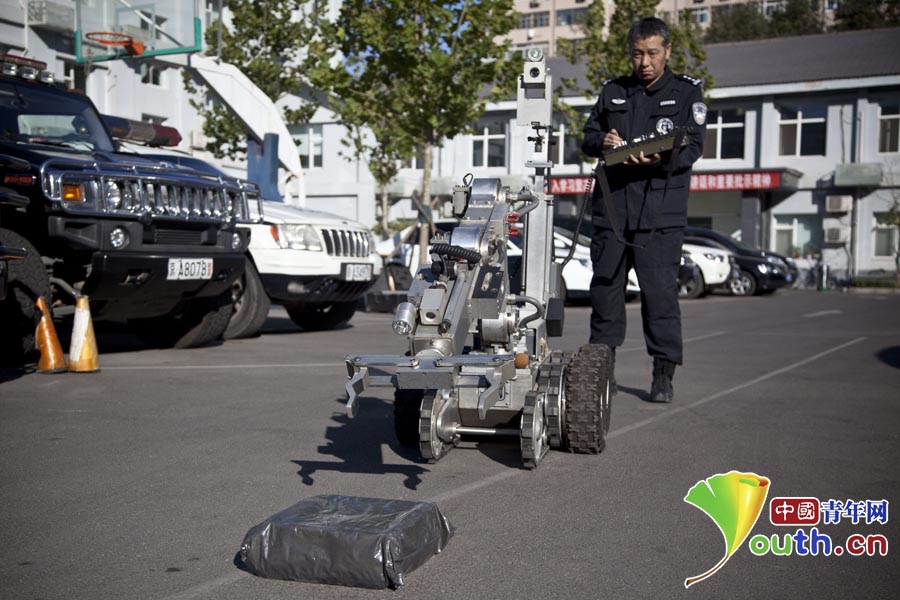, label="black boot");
[609,347,618,396]
[649,358,676,403]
